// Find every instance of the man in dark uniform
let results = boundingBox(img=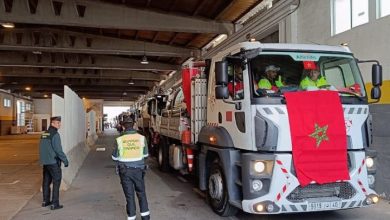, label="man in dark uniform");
[39,116,69,210]
[112,116,150,220]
